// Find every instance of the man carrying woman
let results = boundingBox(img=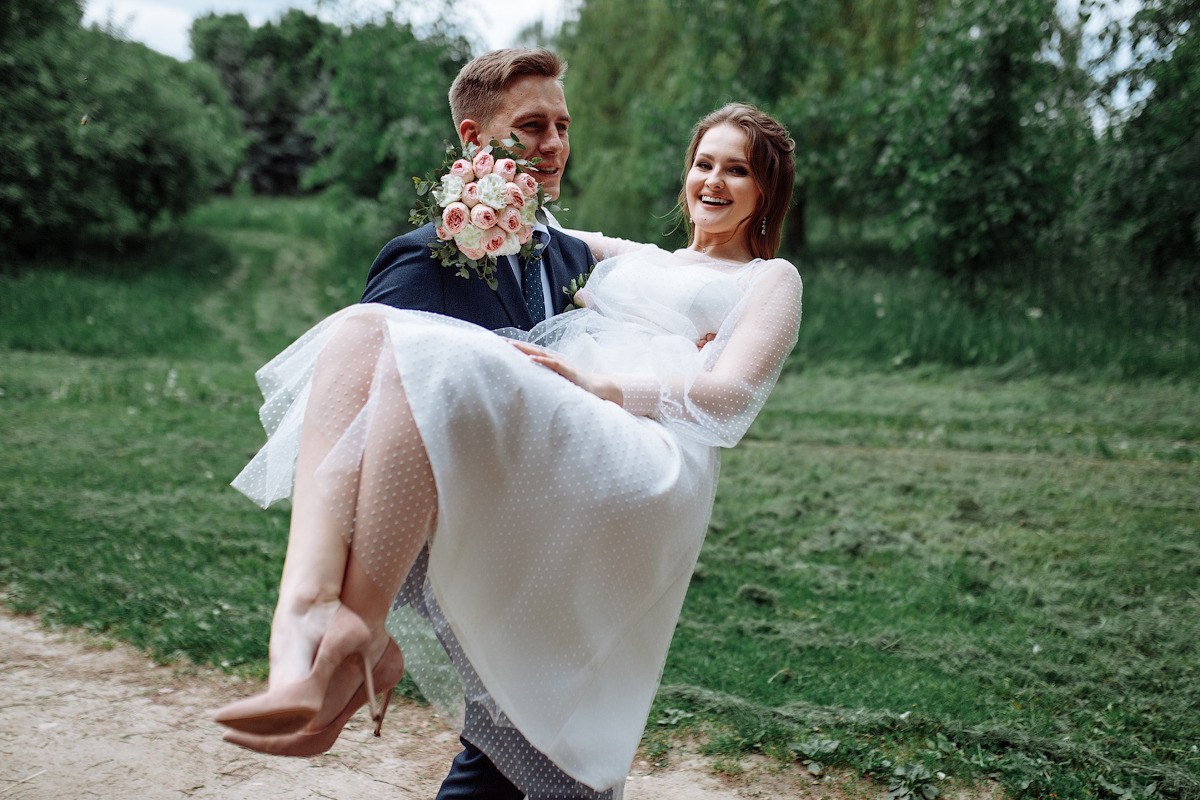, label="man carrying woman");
[214,47,802,800]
